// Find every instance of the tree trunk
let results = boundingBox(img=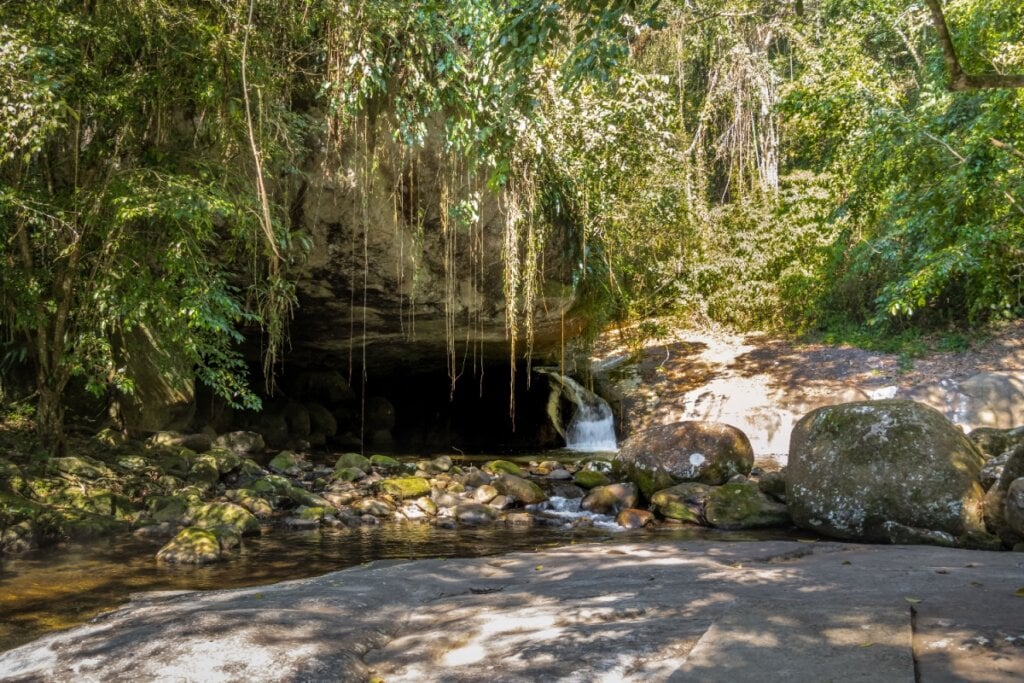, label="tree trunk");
[36,381,67,457]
